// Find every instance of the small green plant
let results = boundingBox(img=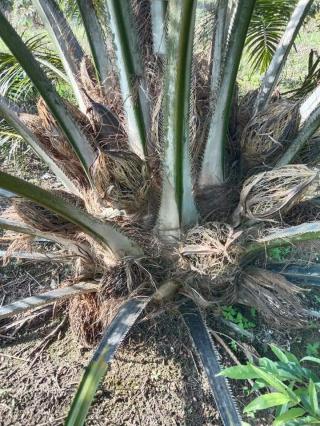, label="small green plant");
[268,247,292,262]
[221,344,320,425]
[230,340,238,352]
[222,306,256,330]
[307,342,320,357]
